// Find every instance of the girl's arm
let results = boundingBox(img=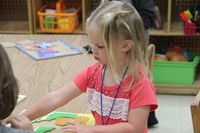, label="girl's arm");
[62,106,150,133]
[97,106,149,133]
[22,81,82,121]
[6,115,34,131]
